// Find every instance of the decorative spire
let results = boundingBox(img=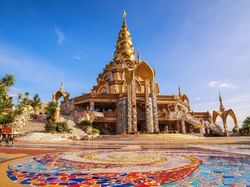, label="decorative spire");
[60,81,64,92]
[114,11,136,61]
[137,50,140,63]
[123,10,127,20]
[178,85,182,97]
[219,91,225,111]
